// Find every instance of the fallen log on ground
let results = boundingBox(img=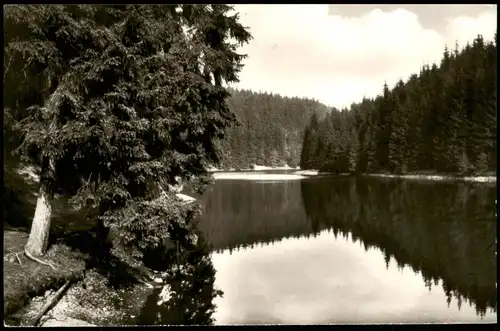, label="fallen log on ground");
[28,280,72,326]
